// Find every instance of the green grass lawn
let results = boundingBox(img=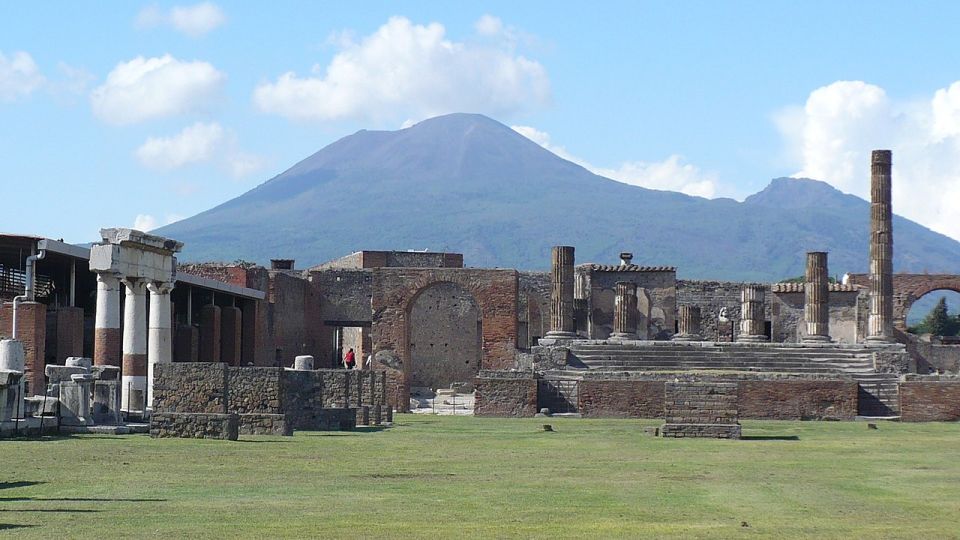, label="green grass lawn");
[2,416,959,539]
